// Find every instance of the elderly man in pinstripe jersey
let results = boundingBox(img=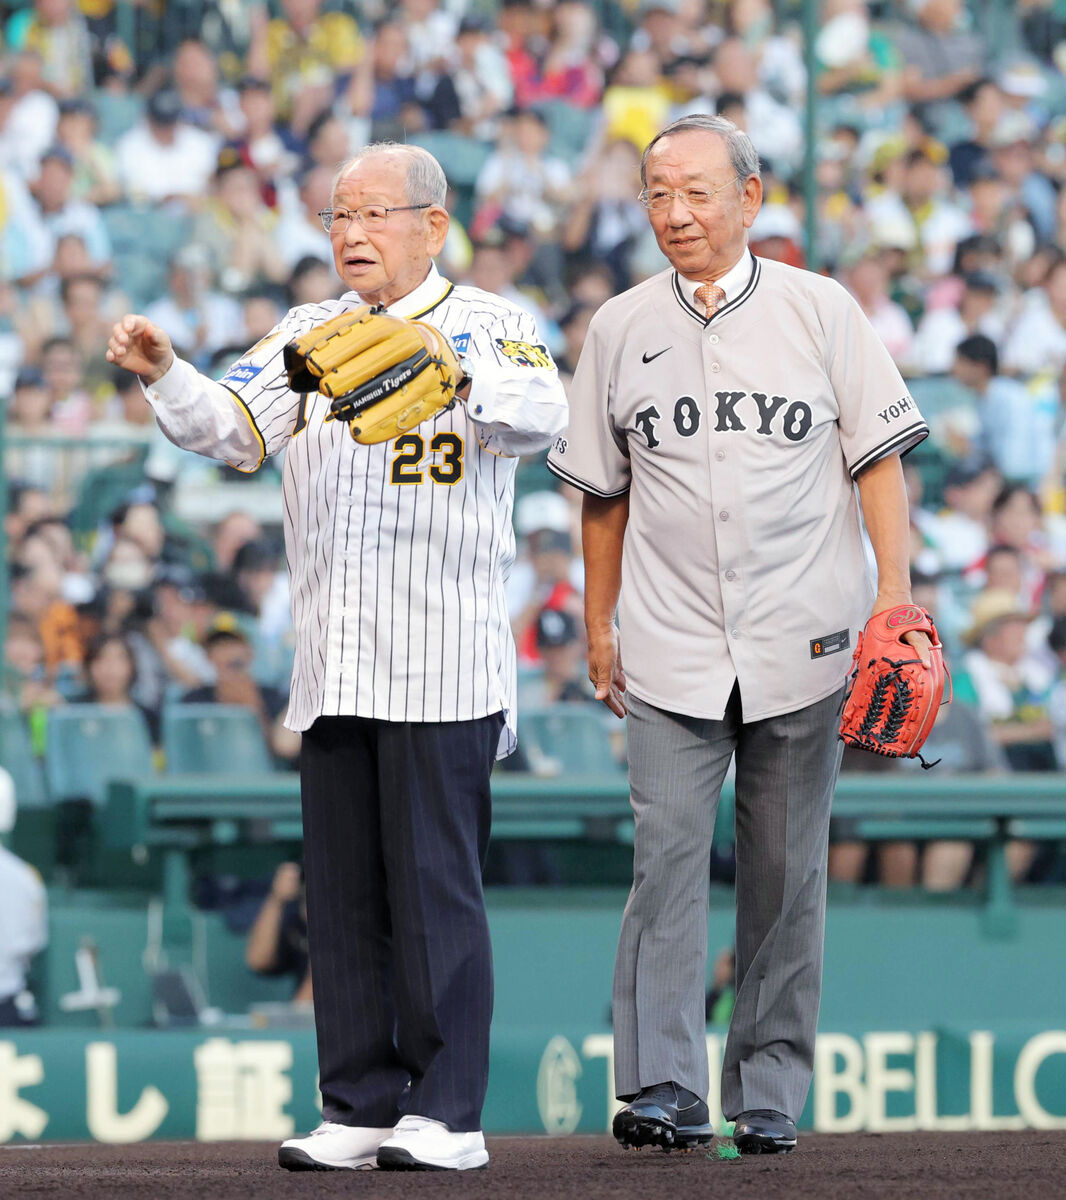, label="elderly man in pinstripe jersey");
[108,142,568,1172]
